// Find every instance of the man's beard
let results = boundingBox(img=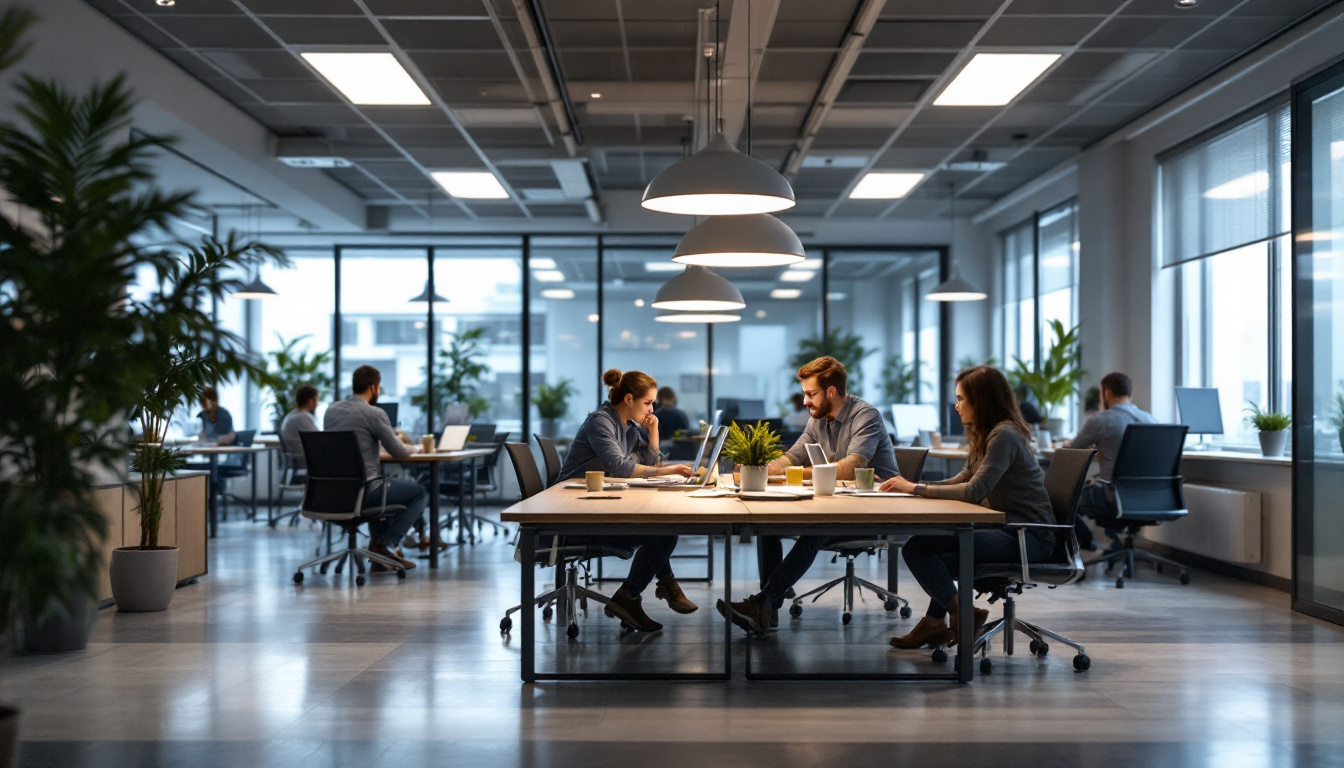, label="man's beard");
[806,396,832,418]
[369,390,379,405]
